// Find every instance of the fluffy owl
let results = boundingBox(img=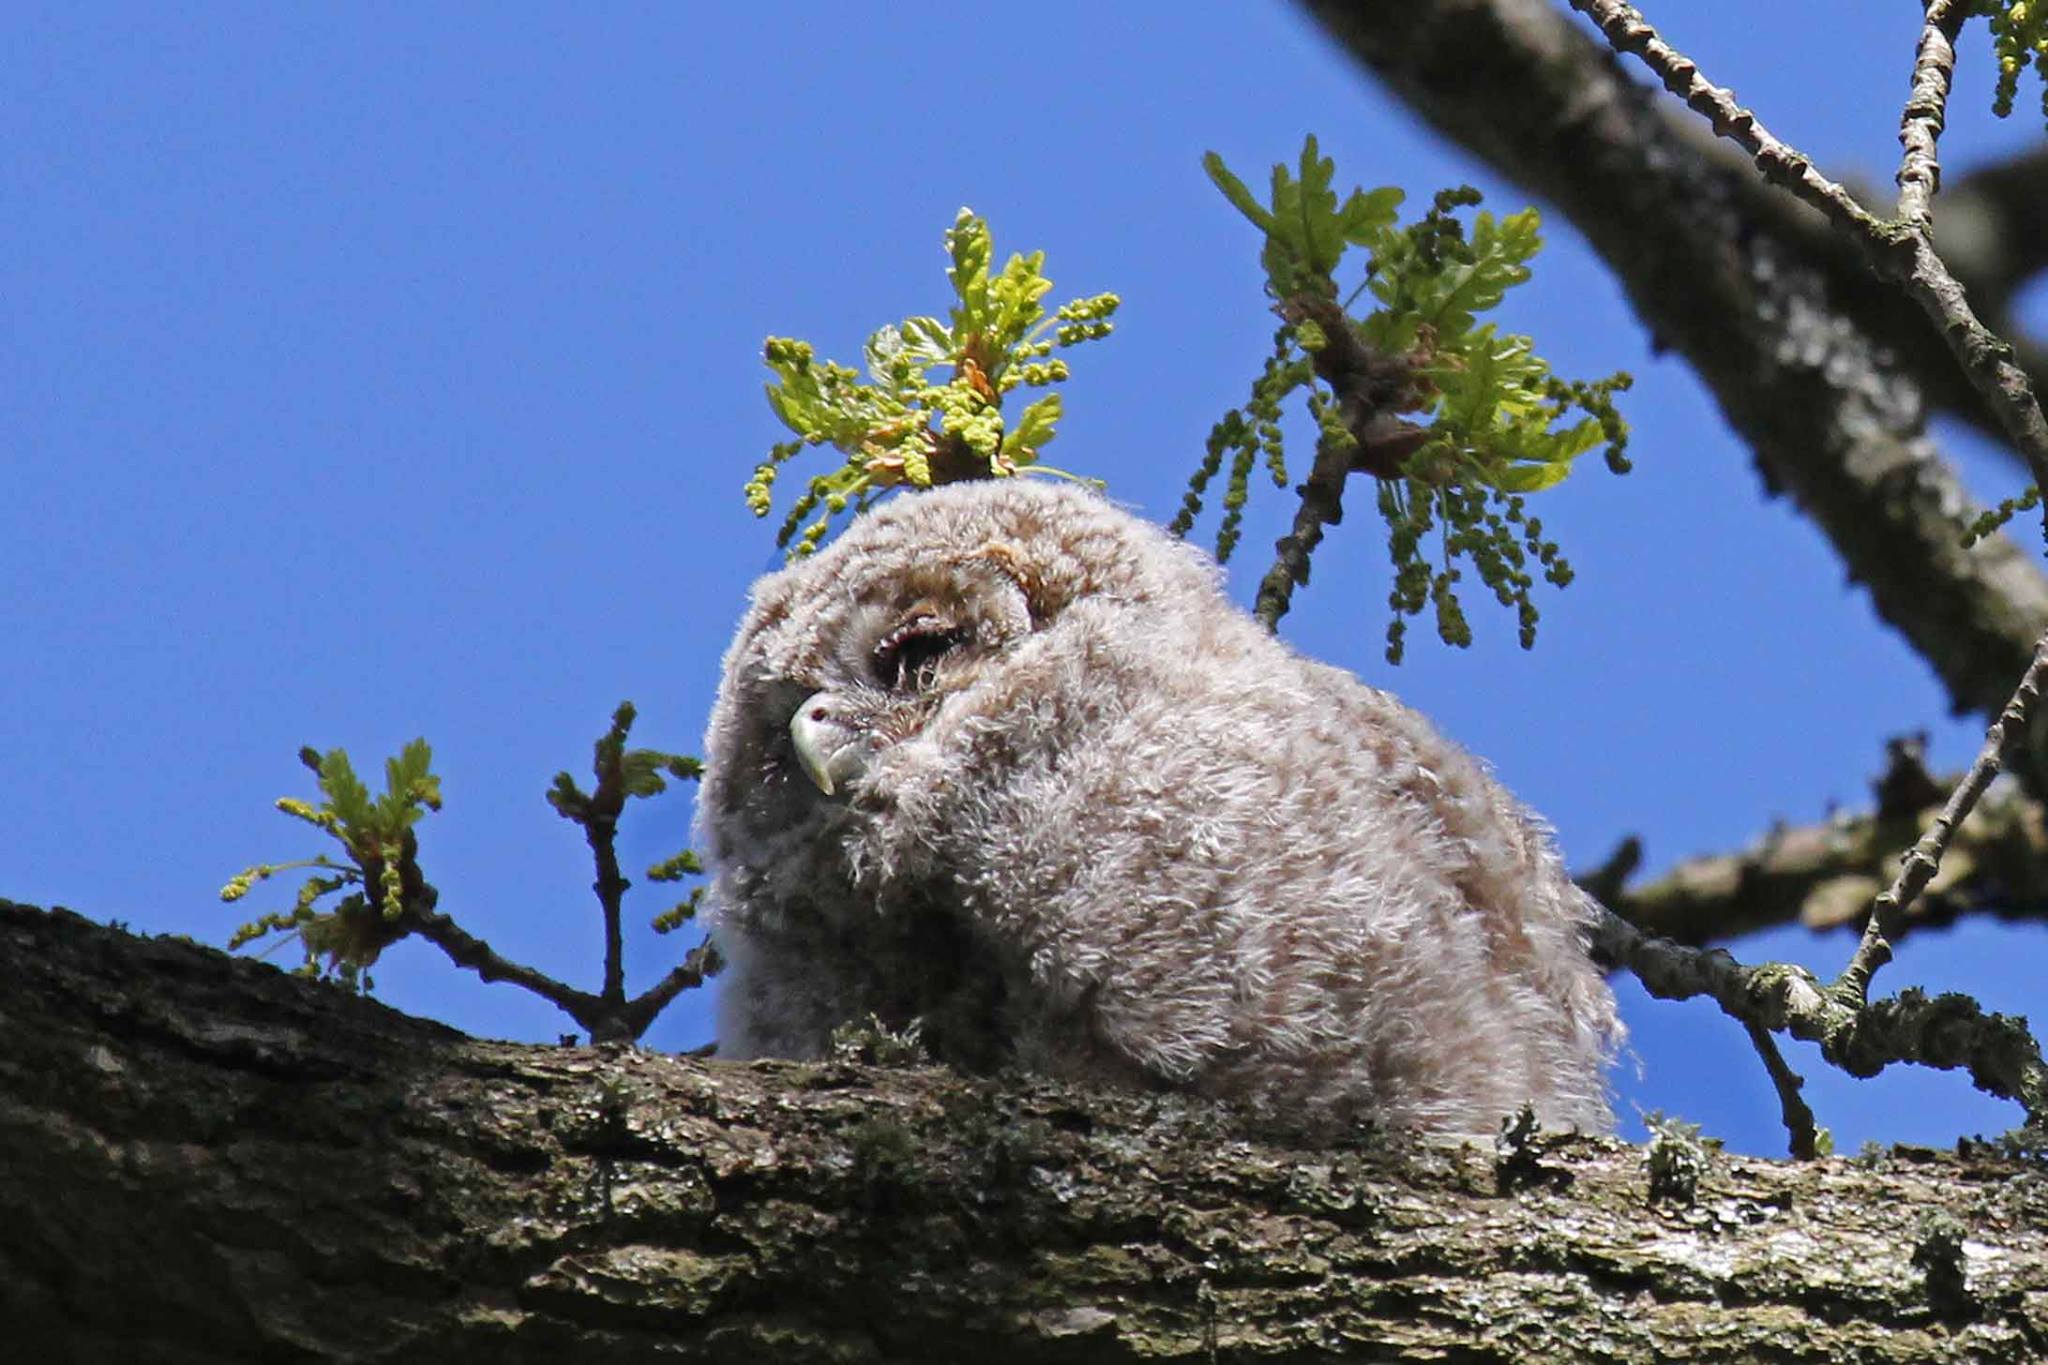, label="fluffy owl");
[700,479,1618,1136]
